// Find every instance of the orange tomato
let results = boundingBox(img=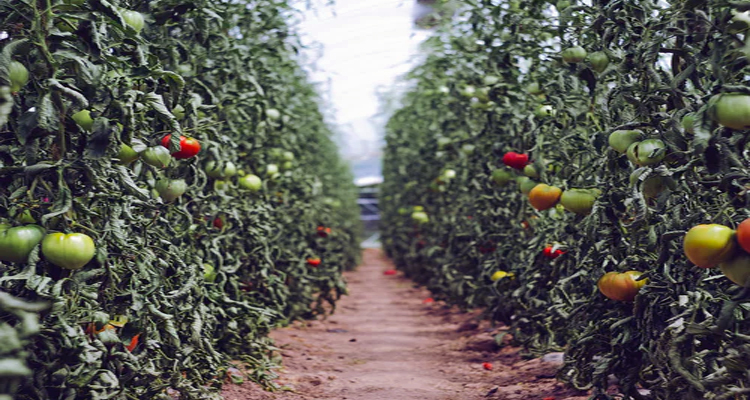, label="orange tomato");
[528,184,562,211]
[597,271,648,301]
